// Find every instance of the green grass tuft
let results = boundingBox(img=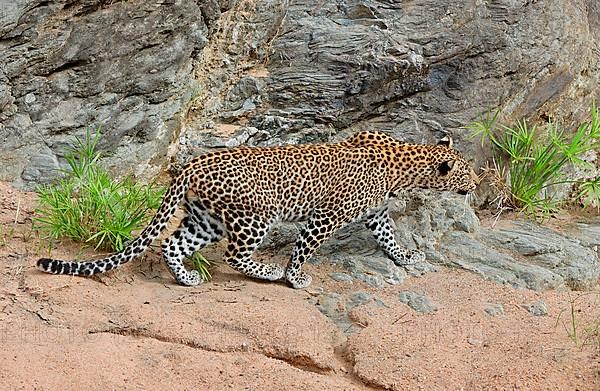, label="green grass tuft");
[467,102,600,218]
[34,129,164,251]
[189,252,213,282]
[33,129,214,281]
